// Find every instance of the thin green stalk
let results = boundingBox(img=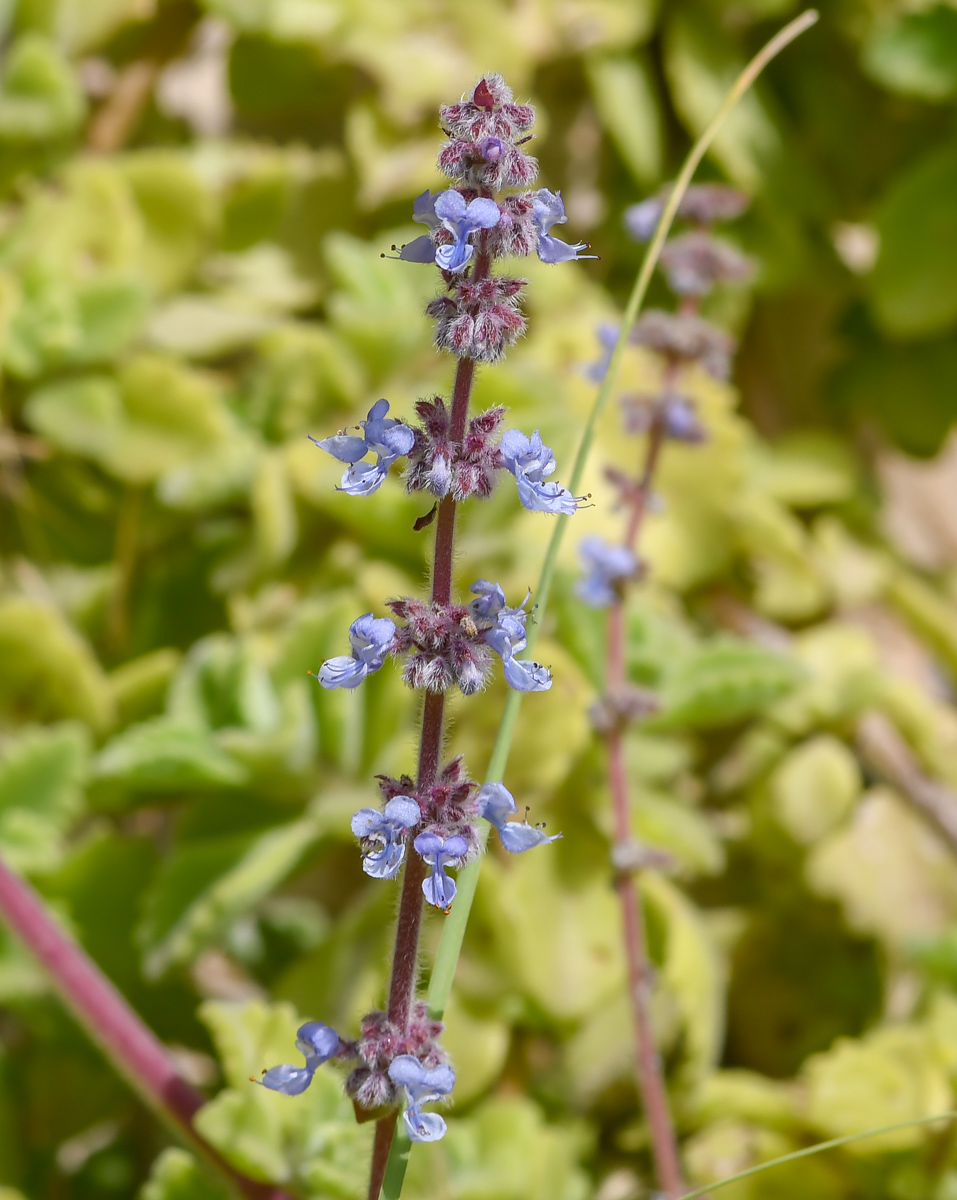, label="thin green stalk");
[427,8,821,1022]
[384,12,820,1197]
[675,1111,957,1200]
